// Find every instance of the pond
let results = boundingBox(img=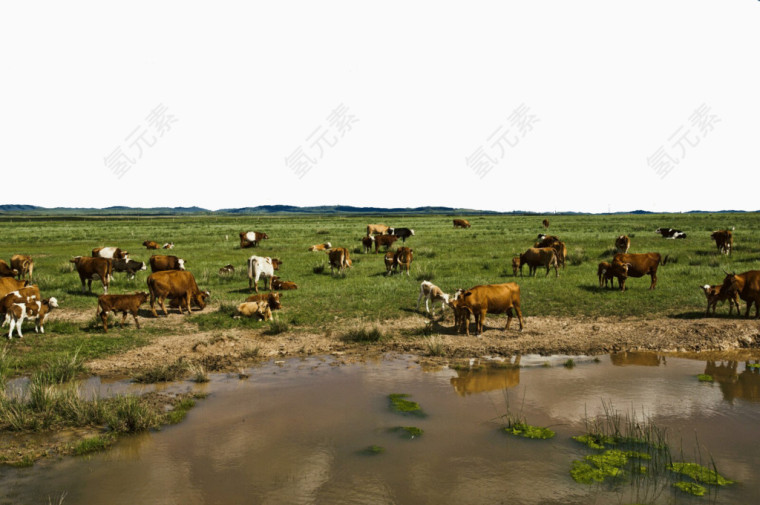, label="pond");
[1,352,759,505]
